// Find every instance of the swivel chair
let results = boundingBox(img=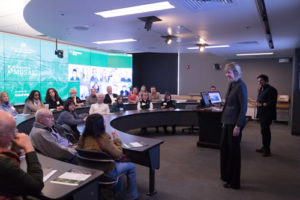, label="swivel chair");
[75,148,120,199]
